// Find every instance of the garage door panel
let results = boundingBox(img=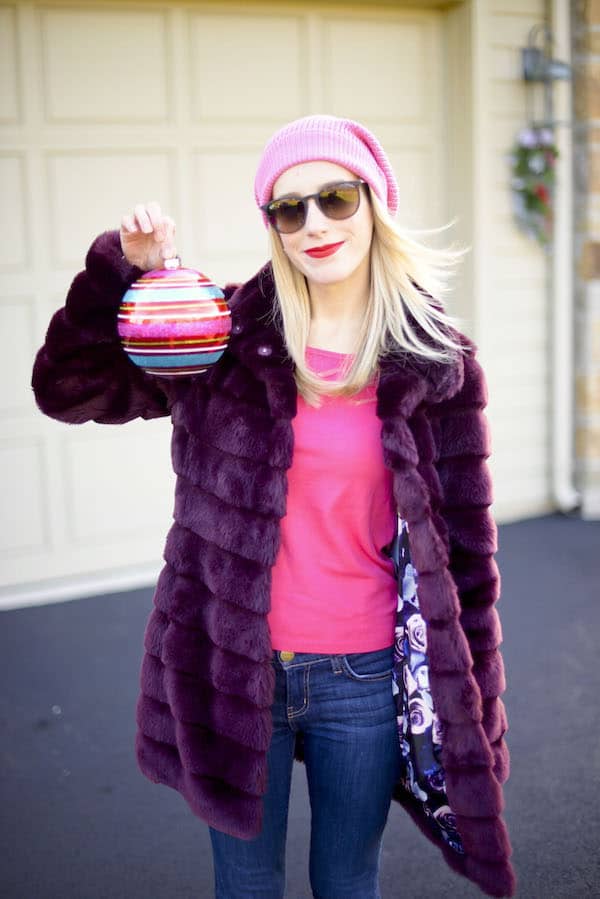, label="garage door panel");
[0,5,20,123]
[388,146,441,230]
[190,11,307,122]
[0,438,48,556]
[46,150,176,269]
[0,154,29,271]
[39,7,171,123]
[320,12,443,232]
[323,16,431,121]
[61,423,173,545]
[192,148,268,267]
[0,295,36,415]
